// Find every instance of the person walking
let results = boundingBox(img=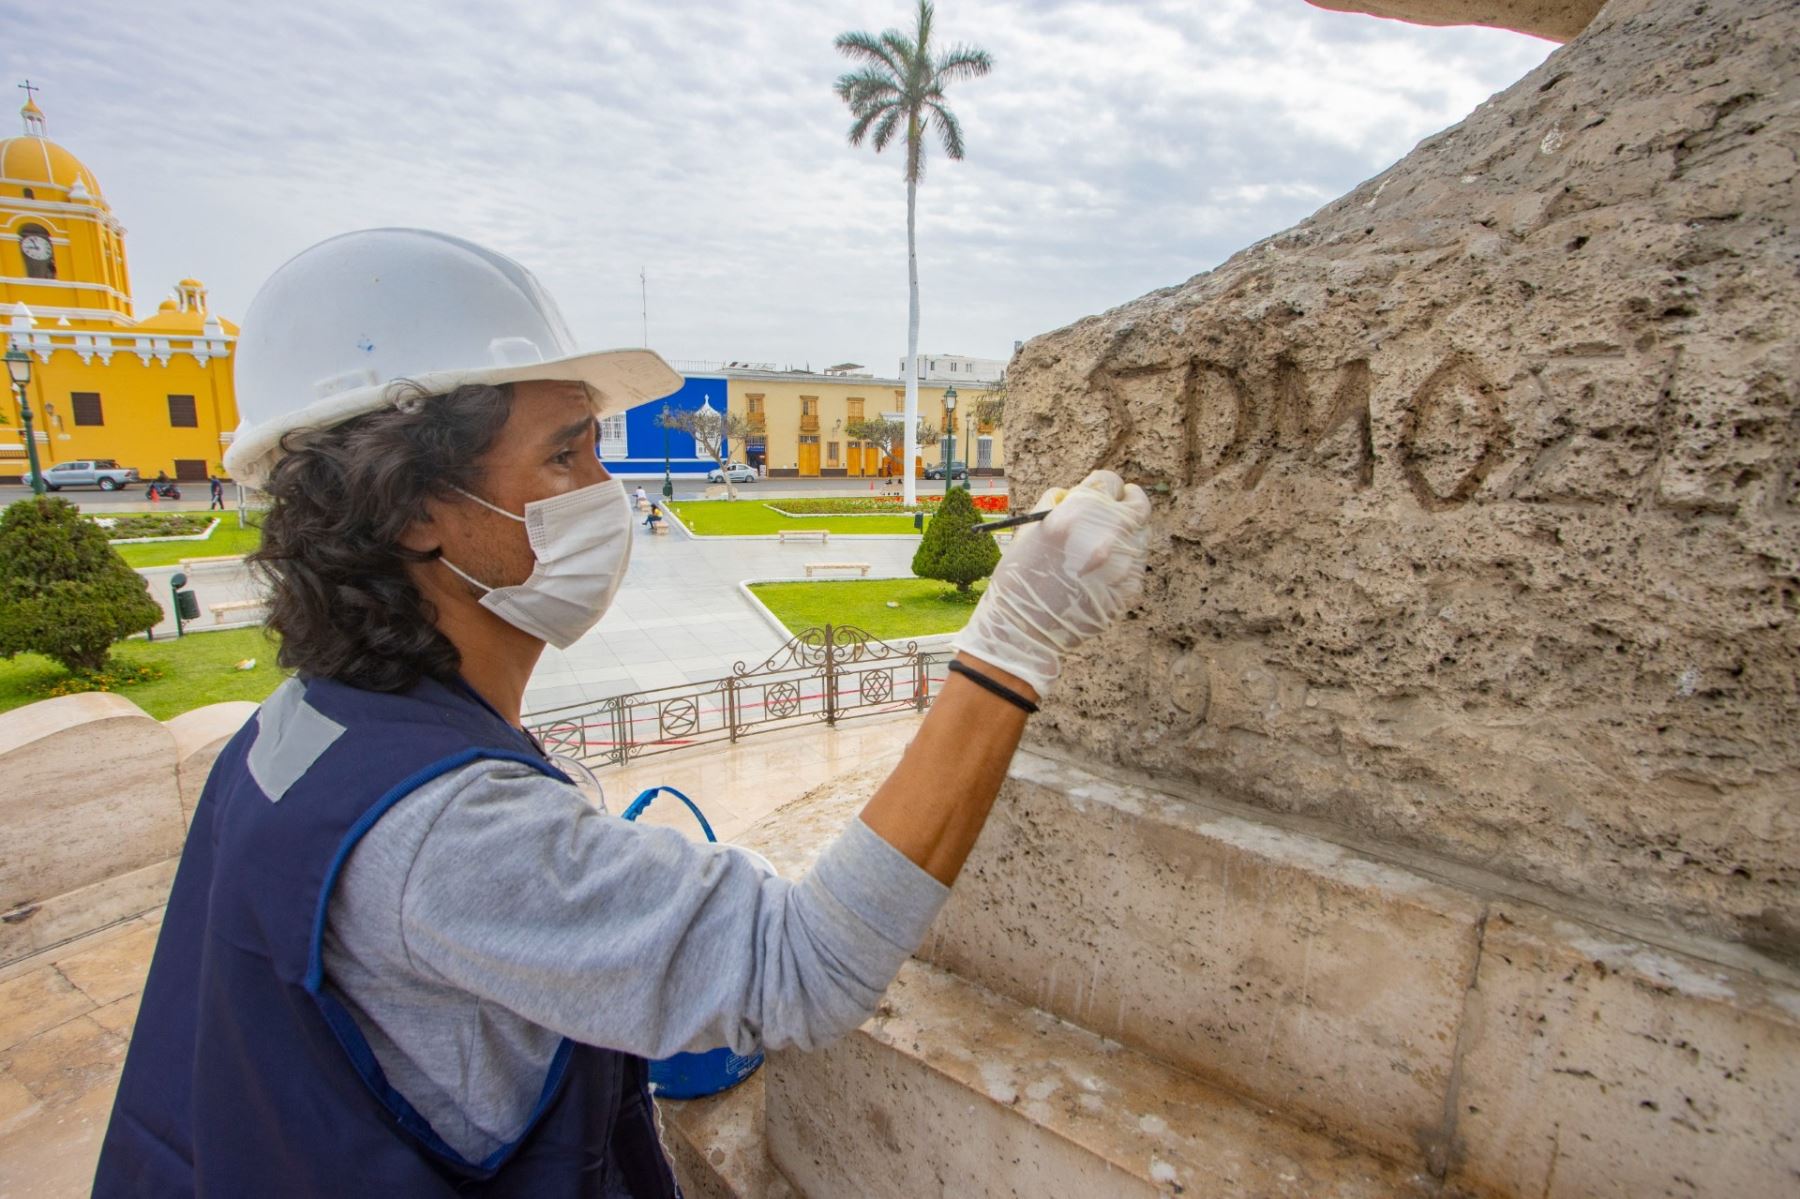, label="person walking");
[93,229,1150,1197]
[208,473,225,511]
